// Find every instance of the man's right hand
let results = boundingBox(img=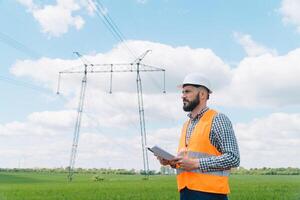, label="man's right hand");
[156,156,170,166]
[156,156,180,168]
